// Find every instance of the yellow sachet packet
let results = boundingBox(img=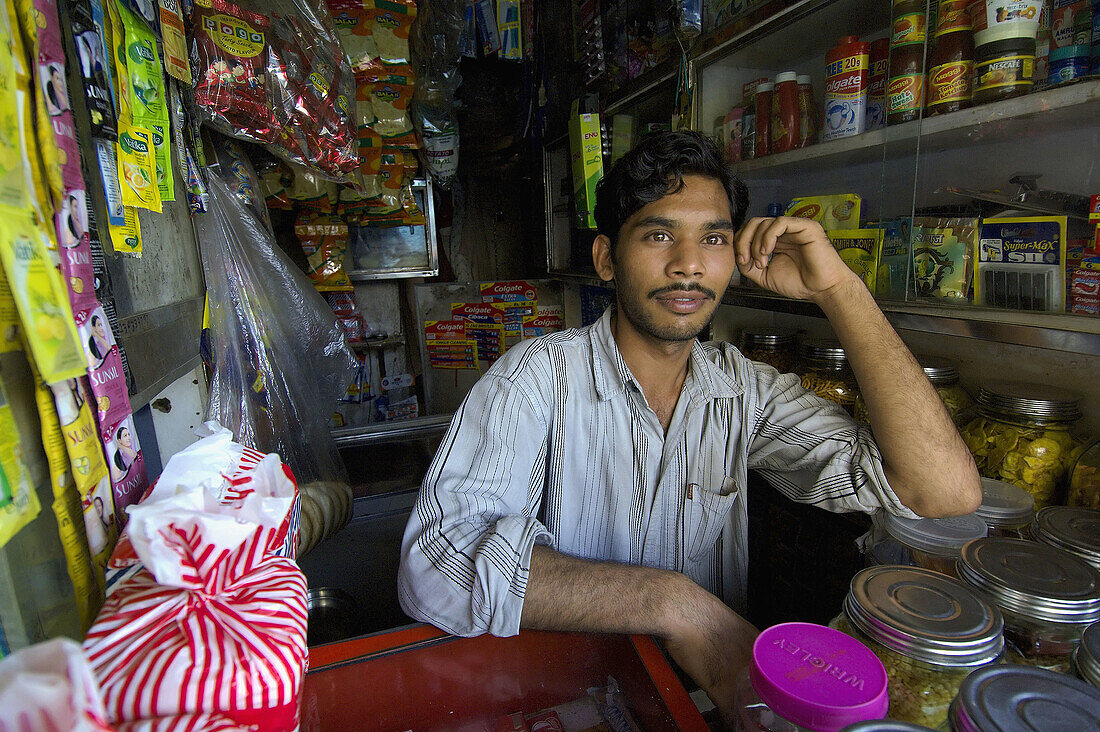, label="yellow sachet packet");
[116,119,161,212]
[786,194,862,232]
